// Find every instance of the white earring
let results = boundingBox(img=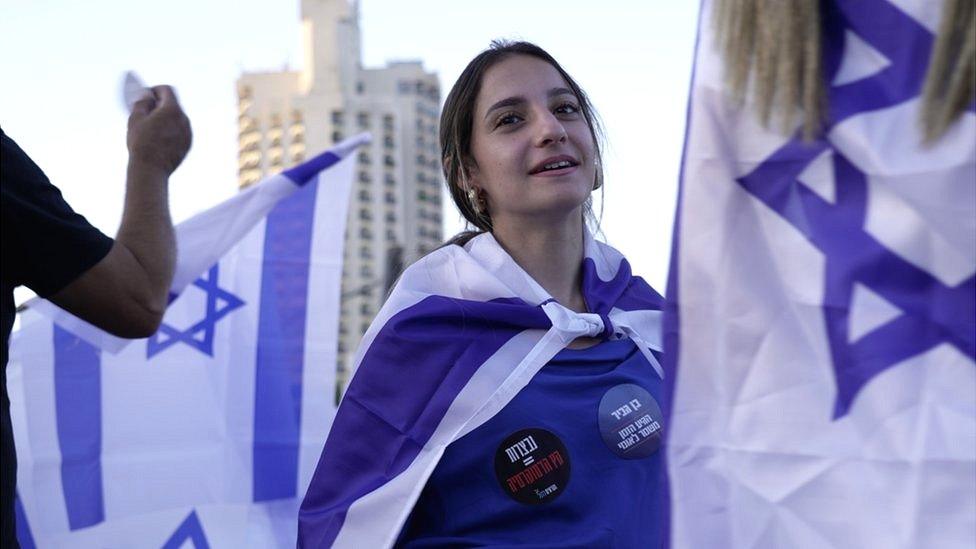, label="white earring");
[467,187,482,214]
